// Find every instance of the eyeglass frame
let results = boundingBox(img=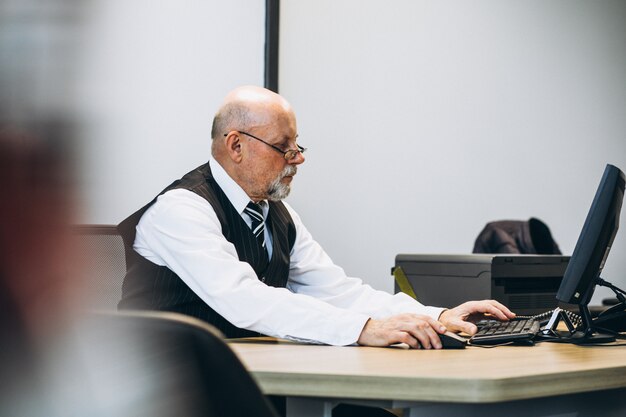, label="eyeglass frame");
[224,130,306,161]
